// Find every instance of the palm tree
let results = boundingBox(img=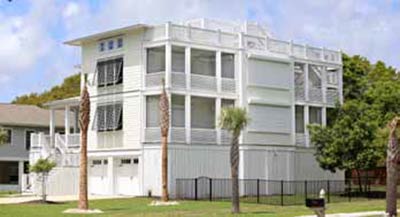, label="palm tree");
[78,85,90,210]
[386,117,400,216]
[159,79,169,202]
[219,107,249,214]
